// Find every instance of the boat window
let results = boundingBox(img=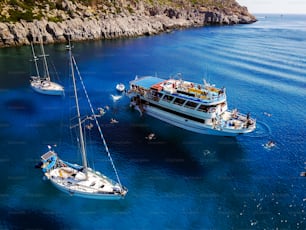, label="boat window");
[158,92,164,98]
[173,98,186,106]
[162,95,174,102]
[197,104,209,112]
[146,101,205,123]
[150,91,162,101]
[184,101,198,109]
